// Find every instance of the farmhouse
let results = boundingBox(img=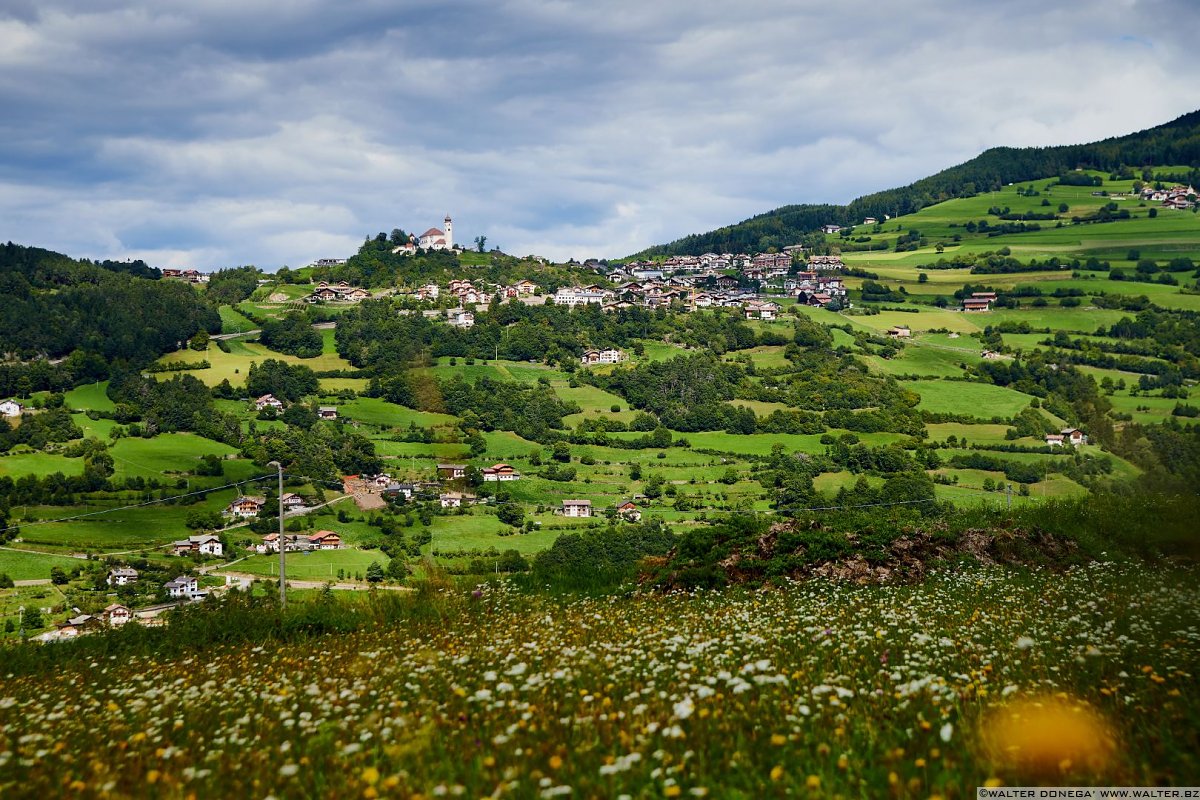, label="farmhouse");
[383,482,415,500]
[308,281,370,303]
[163,576,200,599]
[961,297,992,312]
[102,603,133,626]
[561,499,592,518]
[481,463,521,482]
[580,348,625,365]
[437,464,467,480]
[261,533,315,553]
[0,399,23,417]
[440,492,468,508]
[887,326,912,339]
[56,614,100,637]
[308,531,344,550]
[1061,428,1087,446]
[280,493,308,513]
[446,309,475,328]
[318,406,338,420]
[172,534,223,558]
[1045,433,1065,447]
[255,394,284,411]
[615,500,642,522]
[743,301,780,321]
[513,279,538,295]
[821,224,842,234]
[106,567,139,586]
[226,496,266,518]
